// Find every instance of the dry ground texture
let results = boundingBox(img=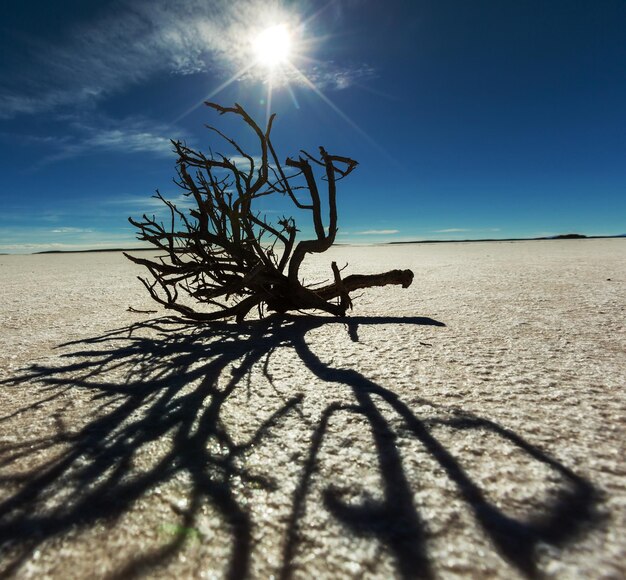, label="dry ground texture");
[0,239,624,579]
